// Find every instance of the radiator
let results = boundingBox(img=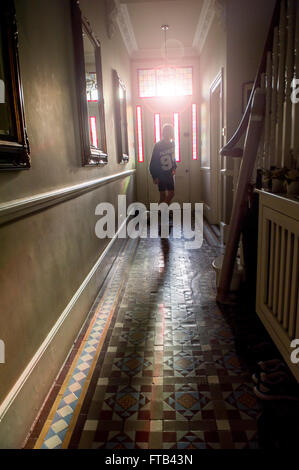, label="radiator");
[256,191,299,381]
